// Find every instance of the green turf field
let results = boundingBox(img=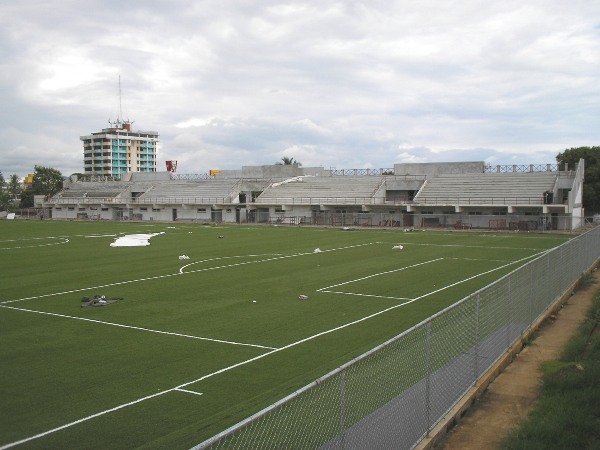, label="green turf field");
[0,221,572,449]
